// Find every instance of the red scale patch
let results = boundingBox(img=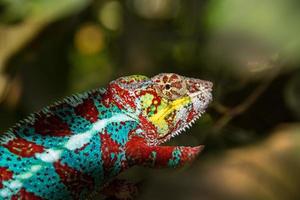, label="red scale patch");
[173,81,183,89]
[74,99,99,123]
[187,108,197,122]
[115,84,136,109]
[3,138,44,157]
[54,161,94,199]
[103,84,121,108]
[11,188,44,200]
[162,75,168,83]
[170,74,179,81]
[100,131,122,175]
[34,113,71,136]
[169,120,182,135]
[138,114,157,140]
[0,167,13,189]
[125,136,173,166]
